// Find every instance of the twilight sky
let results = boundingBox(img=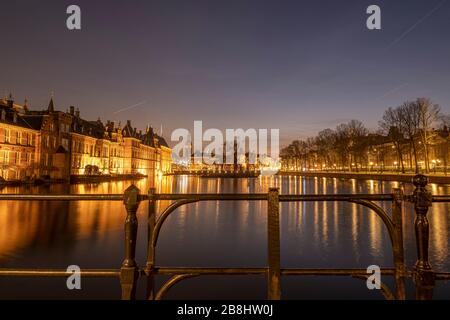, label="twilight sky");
[1,0,450,146]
